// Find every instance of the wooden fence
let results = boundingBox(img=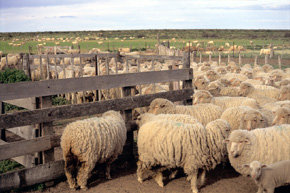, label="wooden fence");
[0,52,193,191]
